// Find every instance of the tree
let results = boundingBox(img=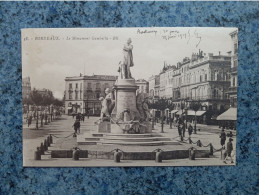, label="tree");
[167,101,175,129]
[30,89,43,105]
[190,100,202,134]
[153,98,169,133]
[53,98,64,107]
